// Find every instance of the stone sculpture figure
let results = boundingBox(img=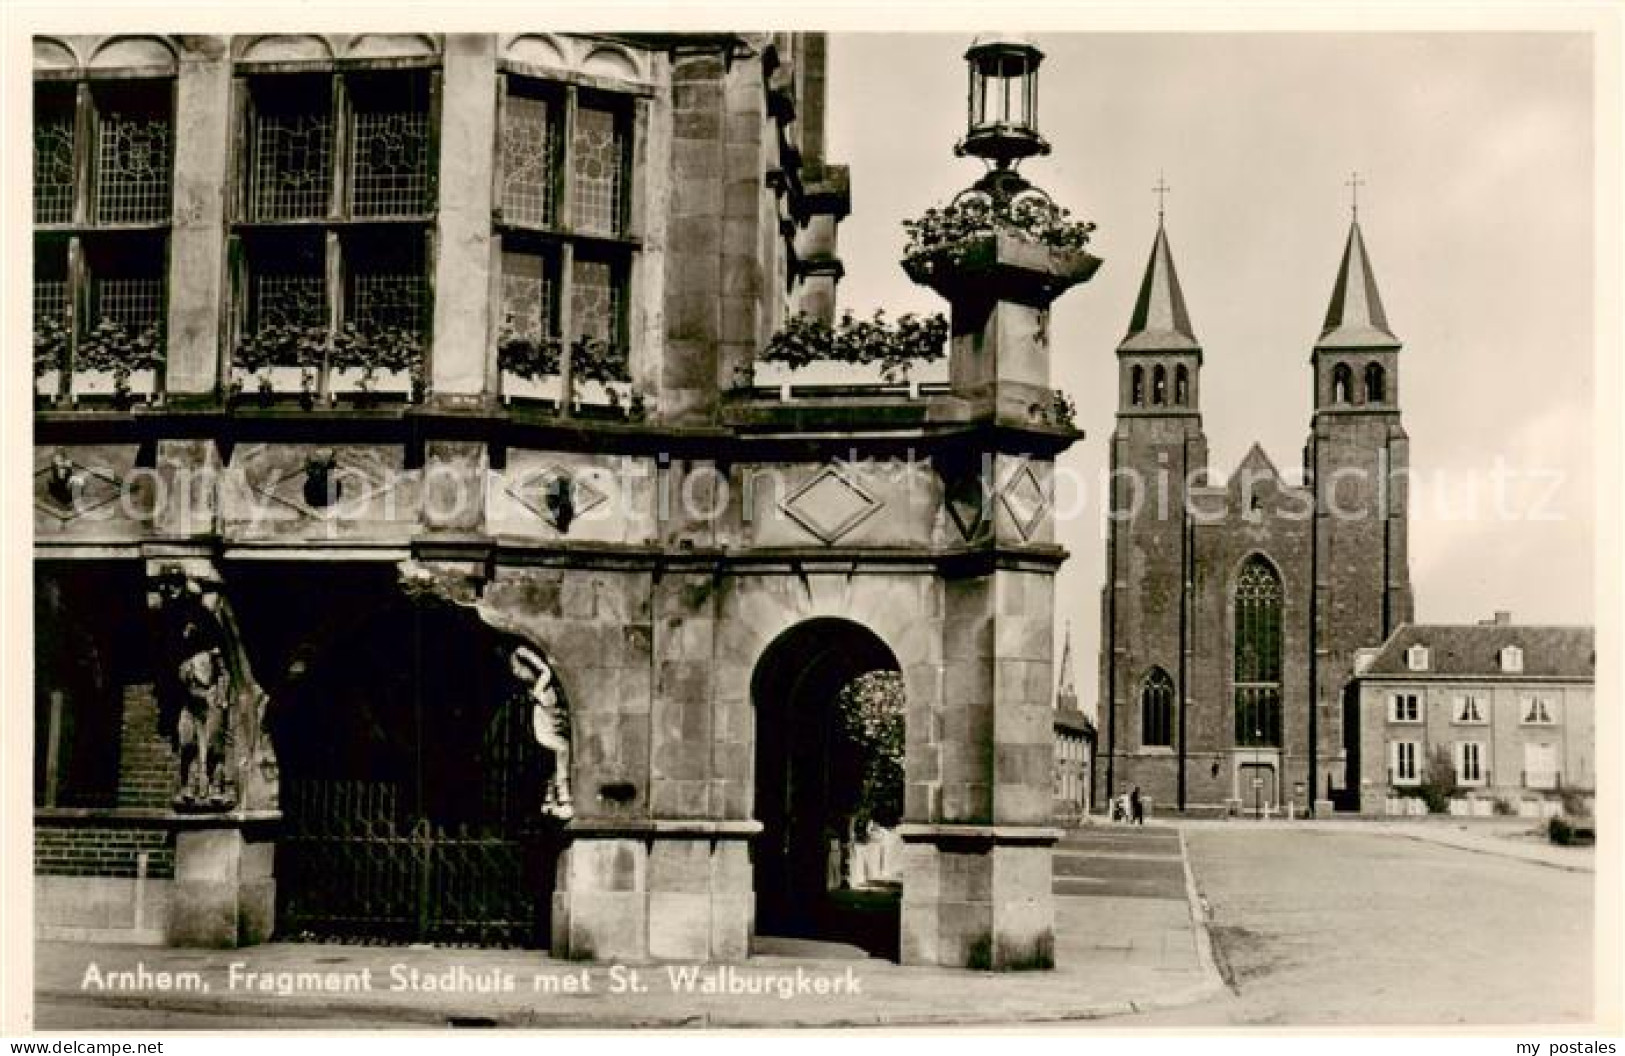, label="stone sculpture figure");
[151,564,279,812]
[511,644,573,820]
